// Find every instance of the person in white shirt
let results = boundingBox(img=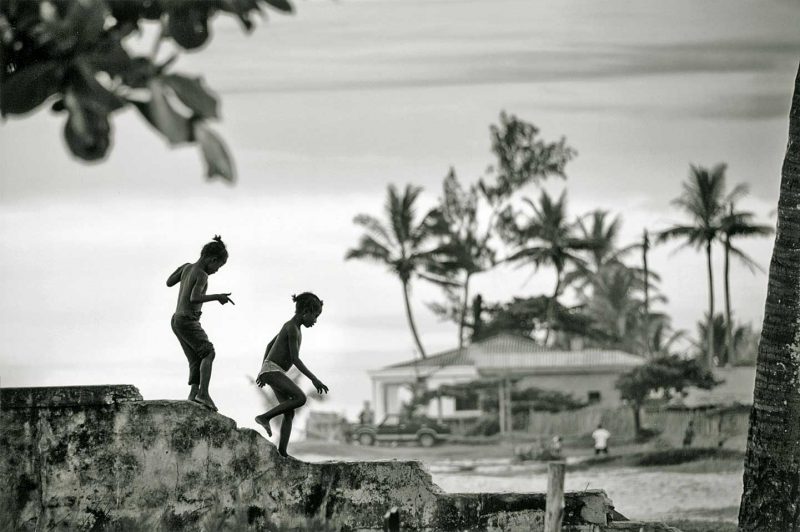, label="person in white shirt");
[591,424,611,455]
